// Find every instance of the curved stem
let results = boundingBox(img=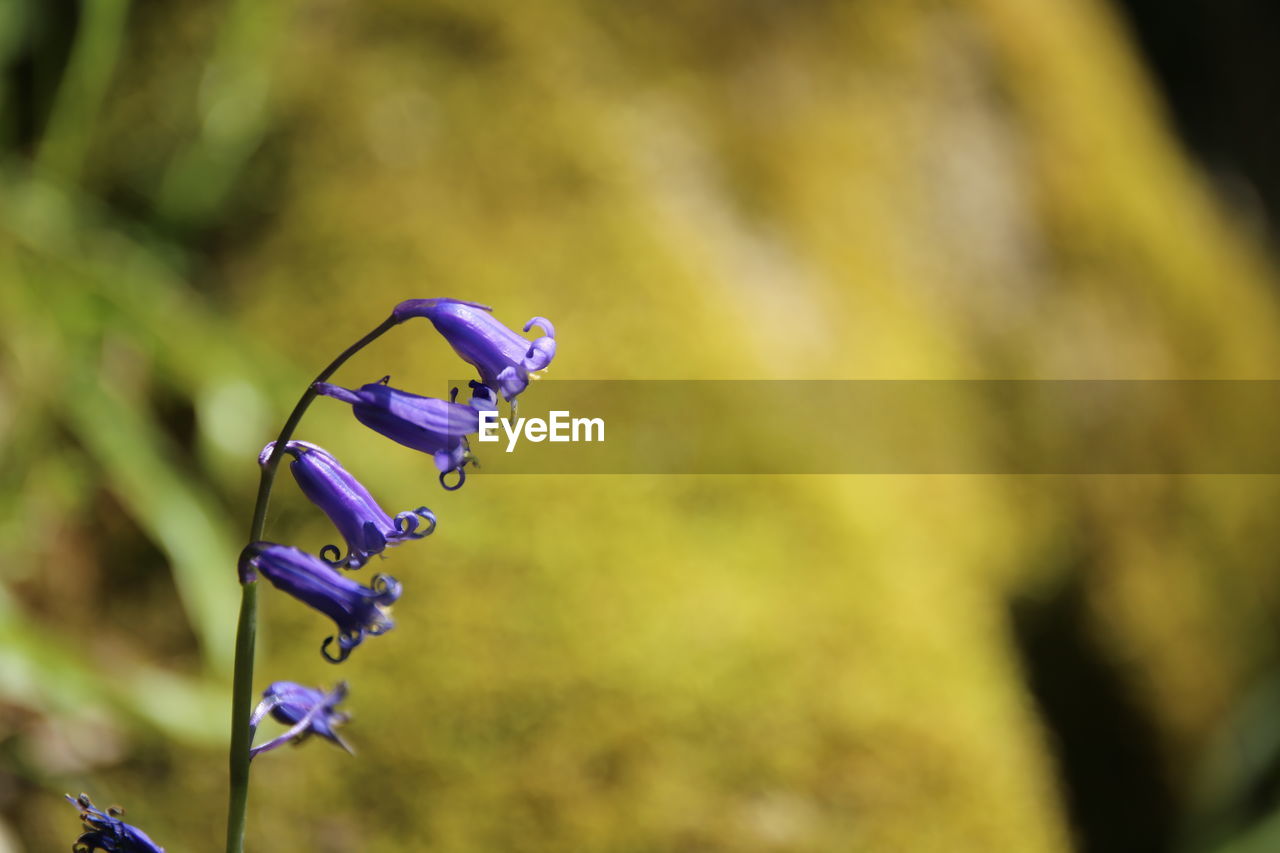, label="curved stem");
[225,315,398,853]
